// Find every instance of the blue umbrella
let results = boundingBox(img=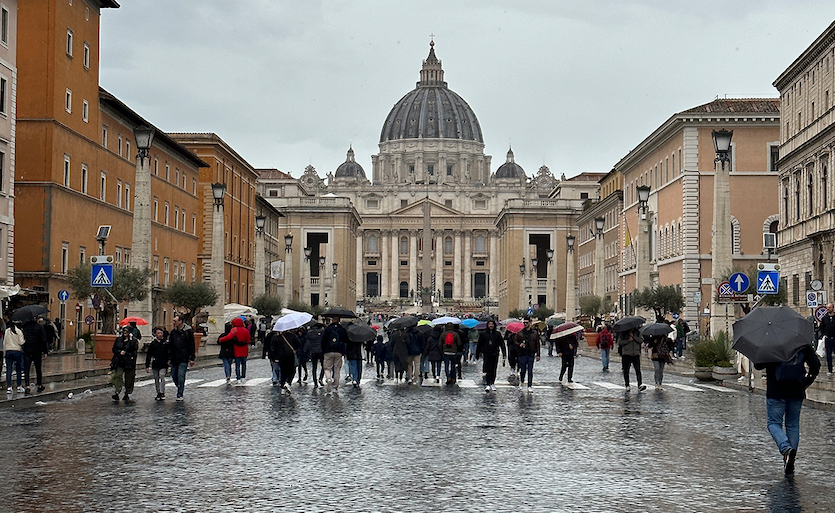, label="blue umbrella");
[461,318,479,328]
